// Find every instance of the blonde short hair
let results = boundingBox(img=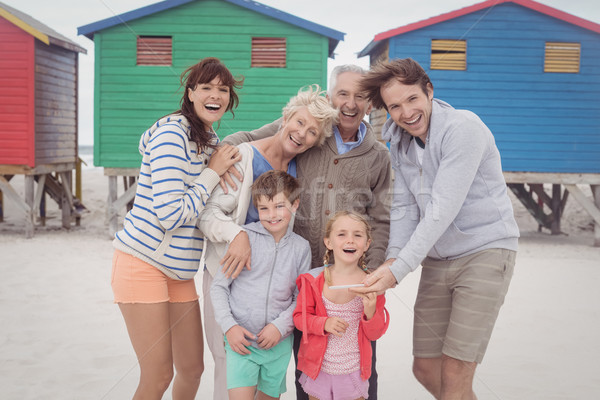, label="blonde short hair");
[282,84,339,146]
